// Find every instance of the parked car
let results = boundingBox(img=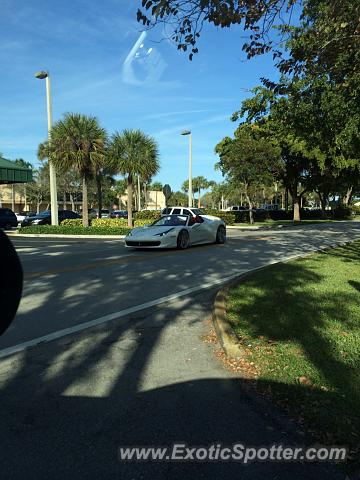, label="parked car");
[88,209,98,219]
[125,213,226,249]
[0,208,18,229]
[226,205,247,211]
[15,211,36,224]
[96,209,111,218]
[161,206,220,221]
[21,210,80,227]
[110,210,128,219]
